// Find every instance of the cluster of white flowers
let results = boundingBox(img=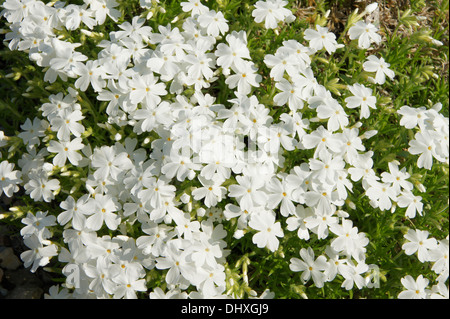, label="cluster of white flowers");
[289,230,373,291]
[19,211,58,273]
[398,103,449,169]
[0,0,448,299]
[398,230,448,299]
